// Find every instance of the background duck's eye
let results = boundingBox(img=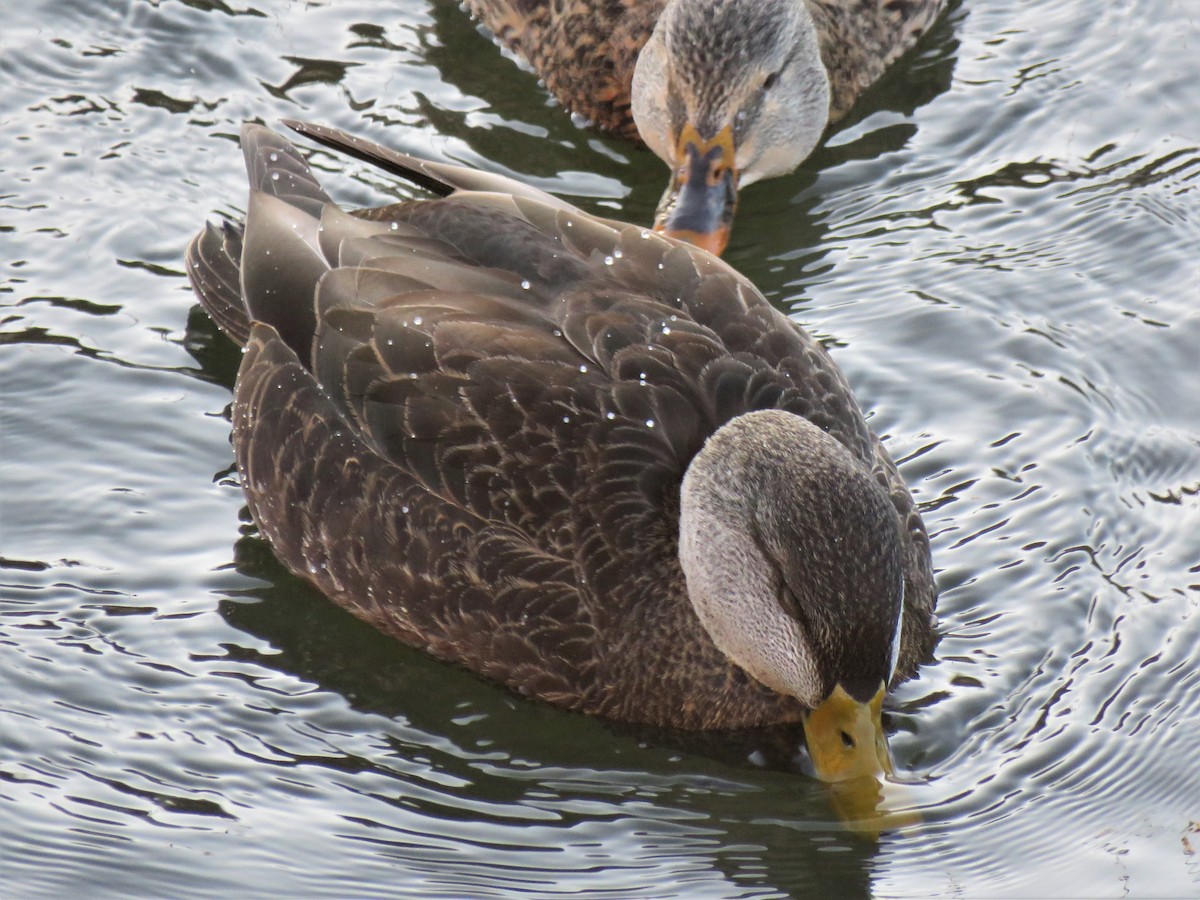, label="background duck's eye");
[762,71,780,91]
